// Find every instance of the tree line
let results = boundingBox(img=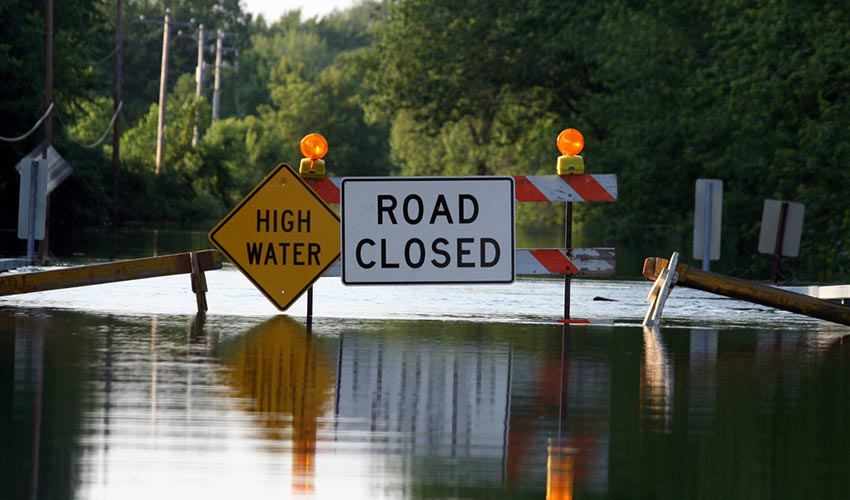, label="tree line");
[1,0,848,281]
